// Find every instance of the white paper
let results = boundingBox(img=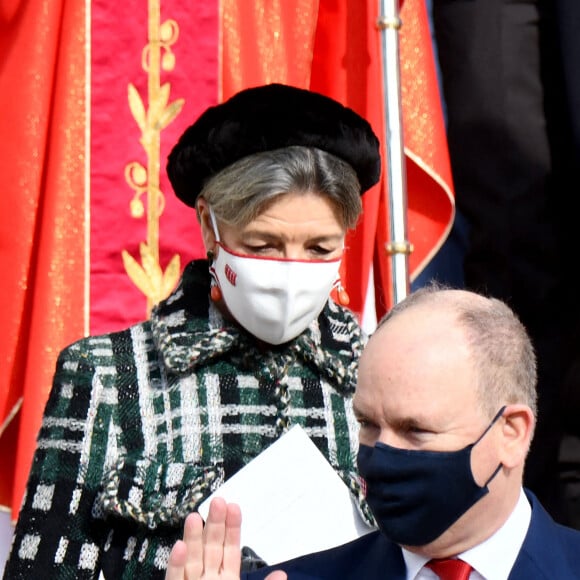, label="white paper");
[198,424,375,565]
